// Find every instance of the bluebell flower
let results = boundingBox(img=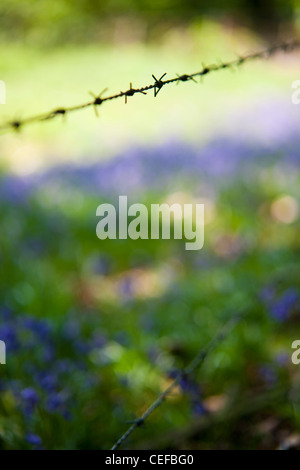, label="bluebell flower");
[89,332,107,349]
[92,255,112,275]
[260,286,276,305]
[0,323,19,351]
[56,359,73,374]
[37,372,58,393]
[22,317,51,340]
[0,175,29,204]
[0,306,12,320]
[45,391,69,415]
[275,352,289,367]
[168,370,206,415]
[73,339,89,355]
[118,278,134,299]
[20,387,39,414]
[270,288,299,322]
[9,380,22,395]
[192,400,207,416]
[179,376,199,396]
[26,433,42,448]
[259,365,277,386]
[43,344,55,362]
[168,369,180,380]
